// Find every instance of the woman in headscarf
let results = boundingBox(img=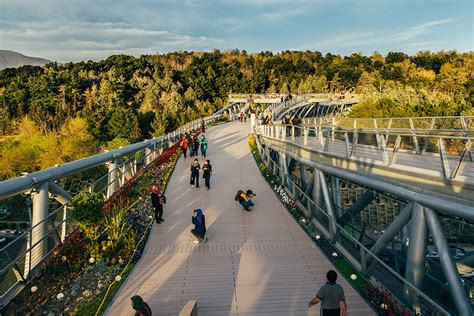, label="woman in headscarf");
[202,159,212,190]
[151,185,166,224]
[131,295,152,316]
[191,209,207,243]
[200,135,208,157]
[193,135,200,157]
[190,158,201,188]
